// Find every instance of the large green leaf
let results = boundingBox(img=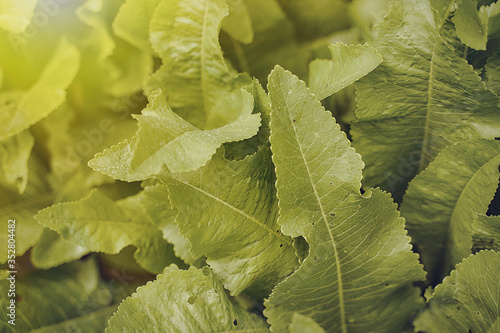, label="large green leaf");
[161,147,298,297]
[401,139,500,280]
[146,0,247,129]
[308,43,382,101]
[0,129,34,194]
[89,88,260,181]
[34,189,179,273]
[0,258,114,332]
[351,0,500,198]
[0,39,80,140]
[414,250,500,333]
[106,267,269,332]
[265,66,425,333]
[0,0,37,33]
[472,214,500,252]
